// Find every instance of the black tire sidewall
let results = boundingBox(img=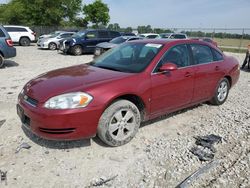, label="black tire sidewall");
[97,100,141,147]
[0,55,4,68]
